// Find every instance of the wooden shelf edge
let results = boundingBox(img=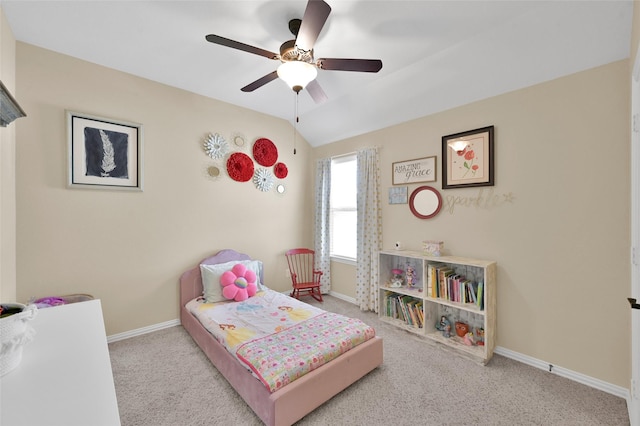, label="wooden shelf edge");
[379,316,424,335]
[423,297,486,315]
[380,286,424,298]
[425,331,490,365]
